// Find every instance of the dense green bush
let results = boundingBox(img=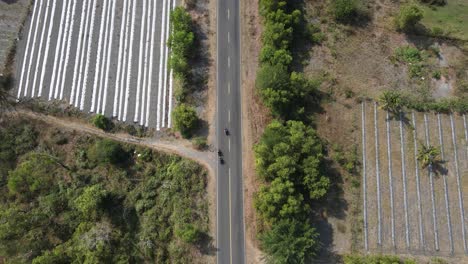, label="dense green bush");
[395,3,424,32]
[255,178,309,224]
[395,46,422,63]
[255,120,330,199]
[168,7,195,103]
[330,0,359,23]
[88,139,128,165]
[259,219,319,264]
[172,104,199,138]
[175,224,202,244]
[91,114,112,131]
